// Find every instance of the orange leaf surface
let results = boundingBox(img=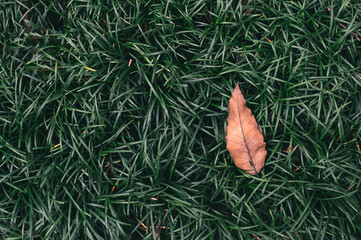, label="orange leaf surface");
[226,83,267,175]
